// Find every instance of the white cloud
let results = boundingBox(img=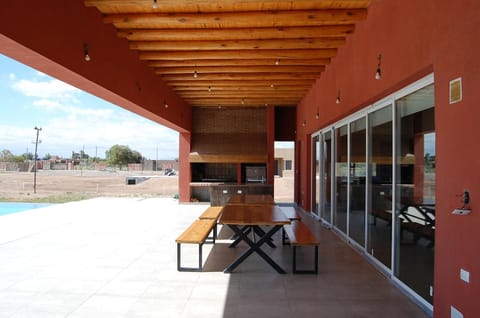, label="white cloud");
[32,99,62,111]
[5,74,179,159]
[12,78,80,99]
